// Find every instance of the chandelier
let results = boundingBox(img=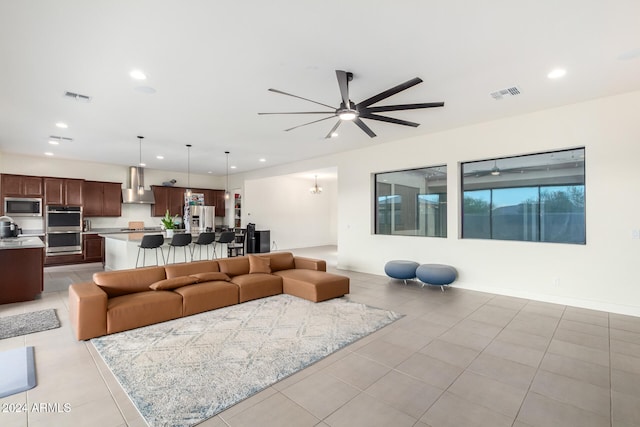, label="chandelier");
[309,175,322,194]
